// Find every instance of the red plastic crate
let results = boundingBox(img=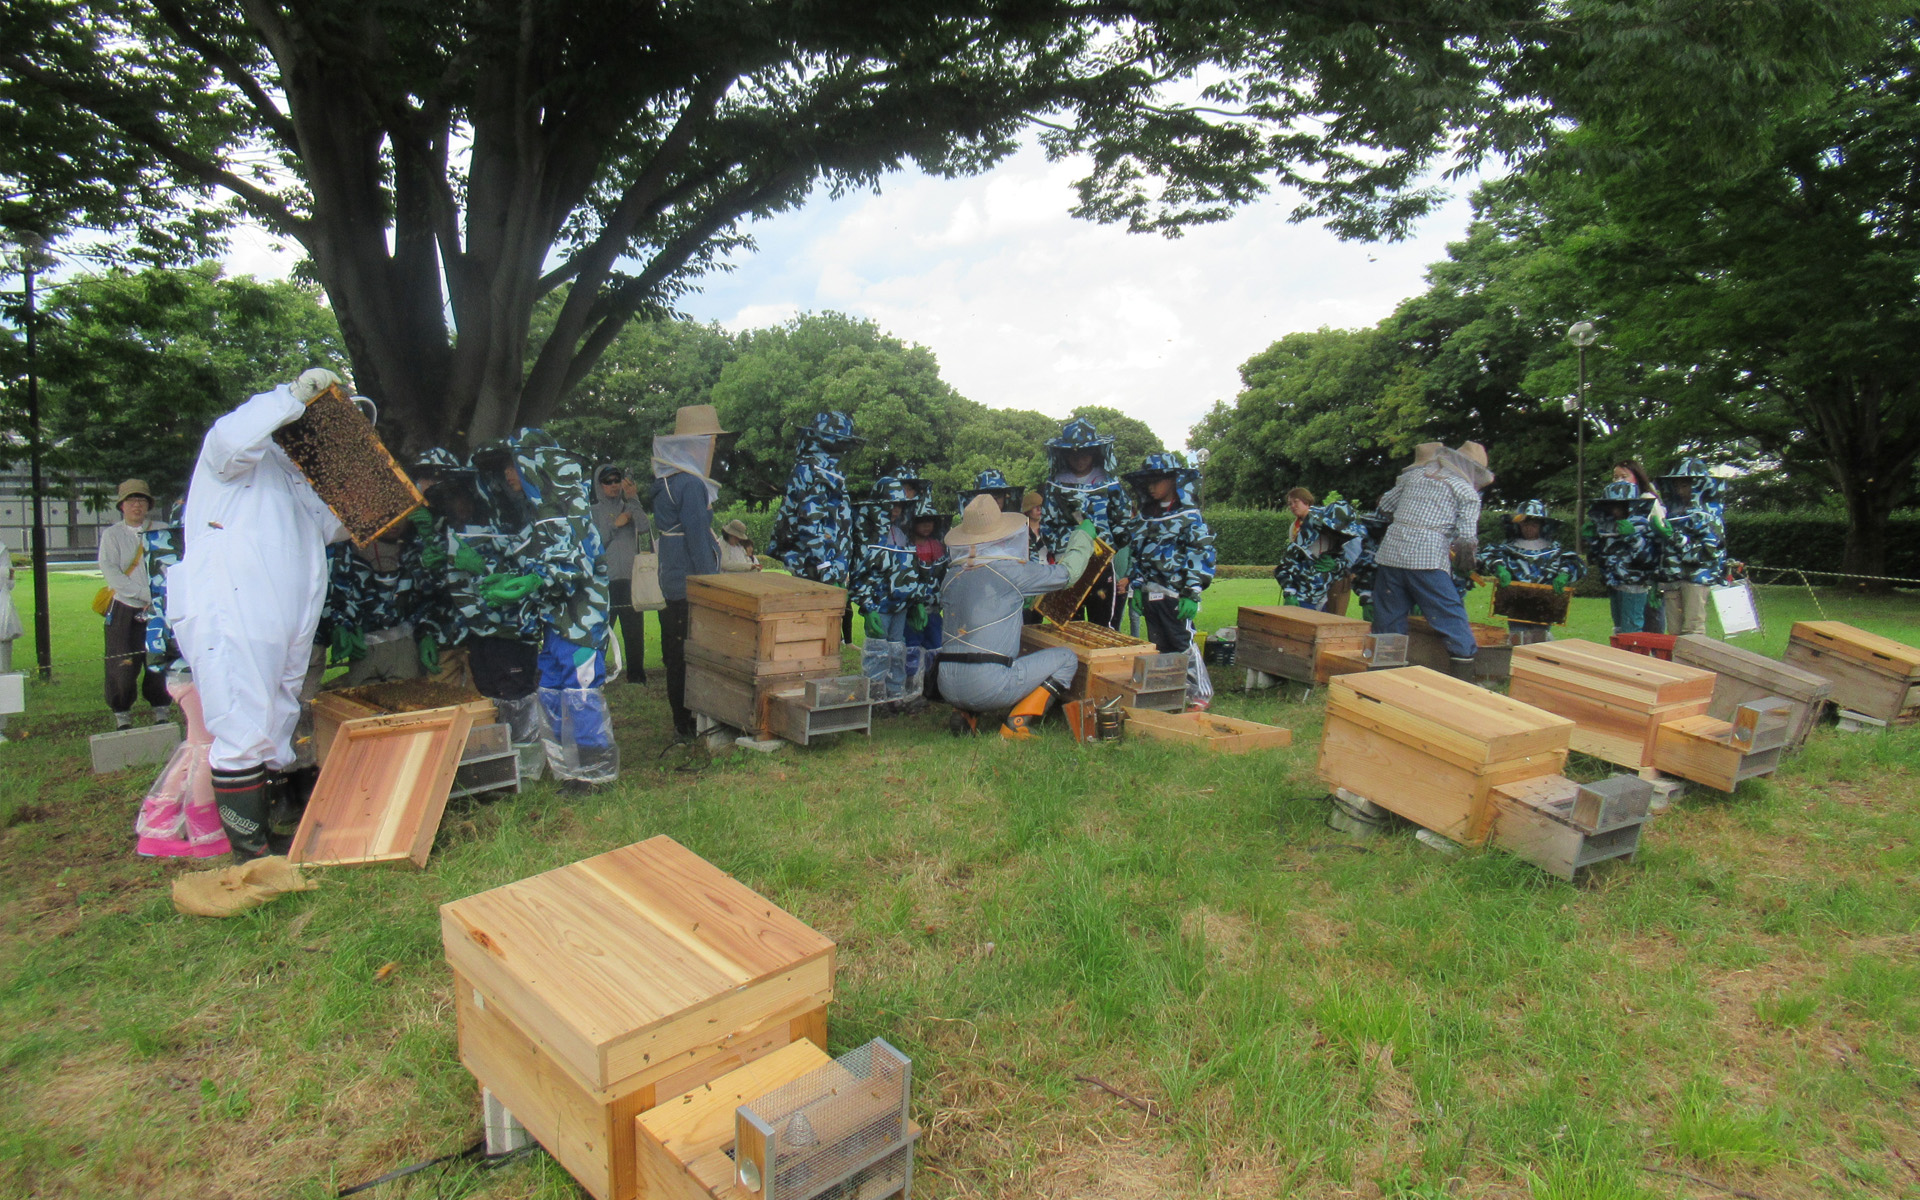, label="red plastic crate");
[1610,633,1677,661]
